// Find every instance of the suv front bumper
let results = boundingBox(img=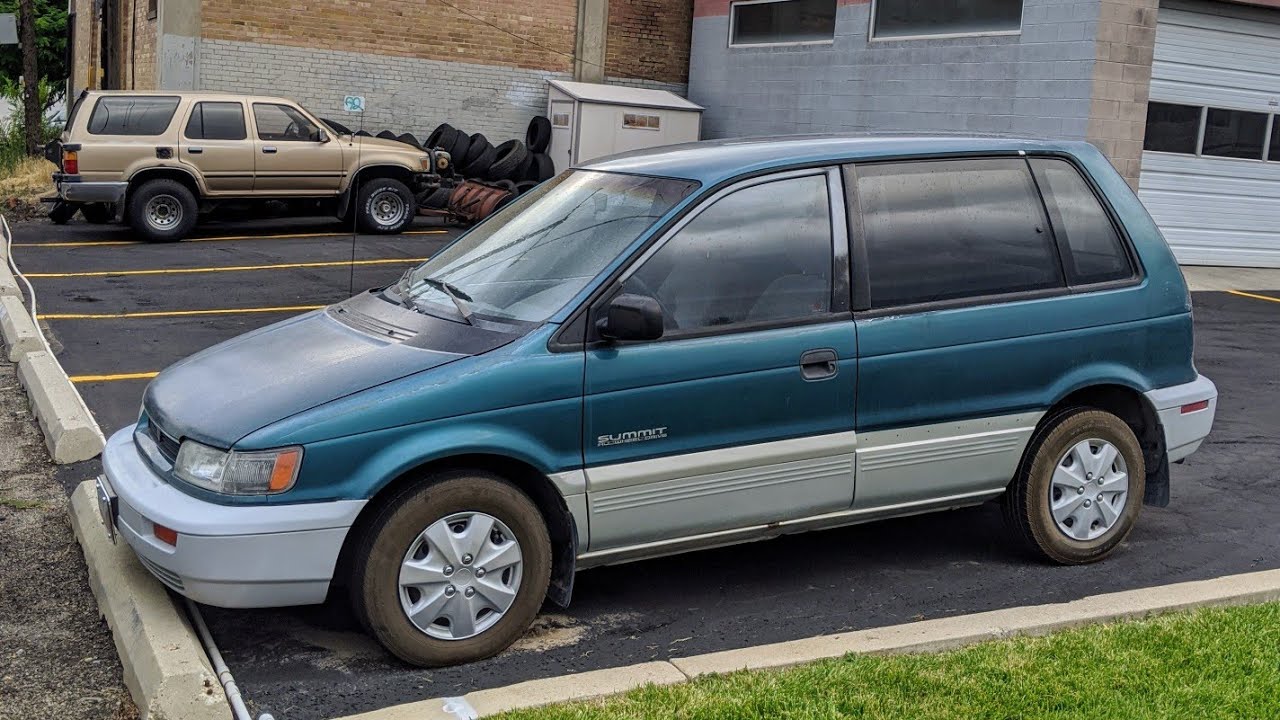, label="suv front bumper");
[100,427,366,608]
[54,175,127,204]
